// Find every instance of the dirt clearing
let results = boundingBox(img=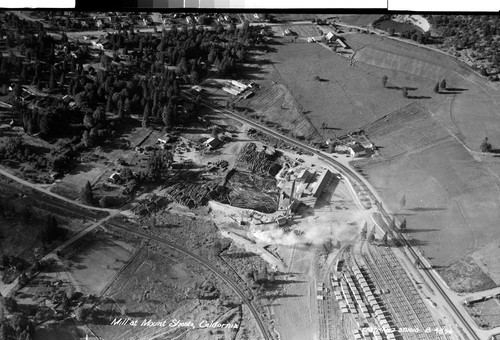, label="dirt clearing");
[60,236,135,295]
